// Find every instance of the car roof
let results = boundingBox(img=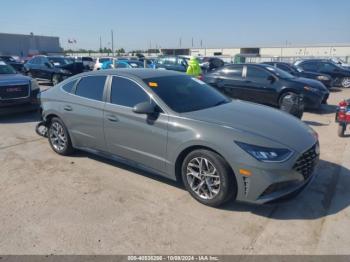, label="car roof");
[77,68,184,79]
